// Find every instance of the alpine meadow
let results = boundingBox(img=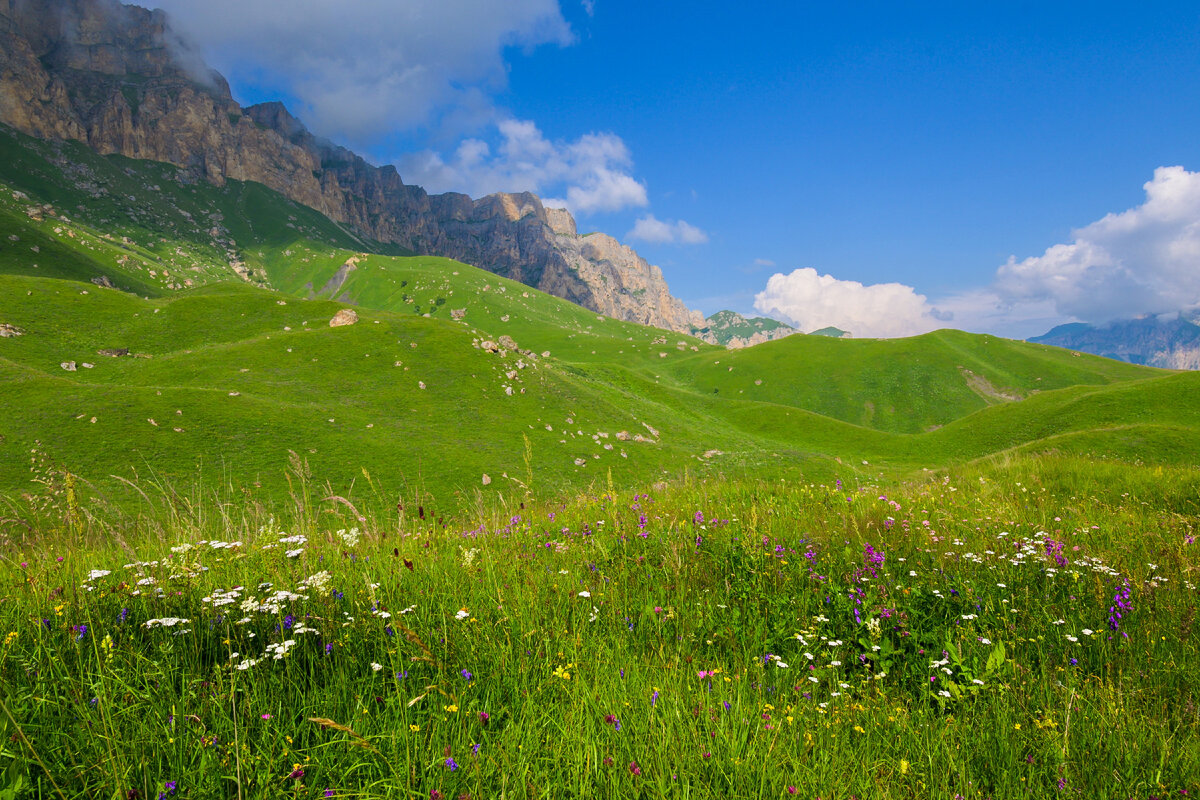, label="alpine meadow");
[1,2,1199,799]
